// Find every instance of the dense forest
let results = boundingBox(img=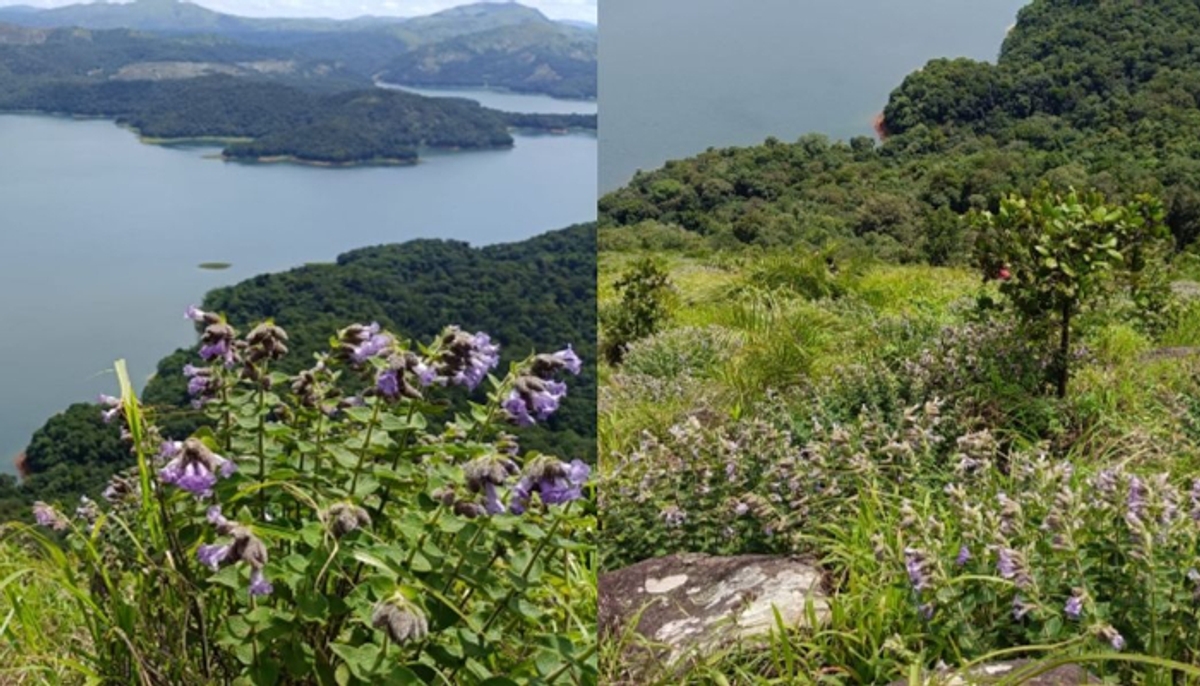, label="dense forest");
[0,225,596,521]
[0,0,598,98]
[599,0,1200,263]
[0,26,594,164]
